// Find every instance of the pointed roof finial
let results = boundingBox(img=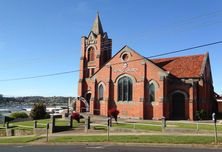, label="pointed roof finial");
[91,12,103,35]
